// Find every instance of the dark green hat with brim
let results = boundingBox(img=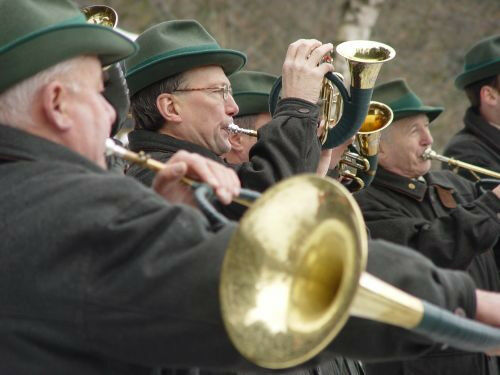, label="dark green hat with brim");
[373,79,443,123]
[455,34,500,89]
[230,70,278,117]
[125,20,246,96]
[0,0,138,94]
